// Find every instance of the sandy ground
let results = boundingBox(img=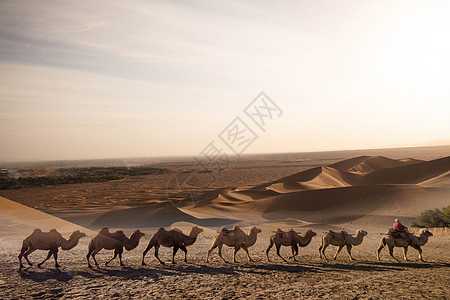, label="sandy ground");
[1,228,449,299]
